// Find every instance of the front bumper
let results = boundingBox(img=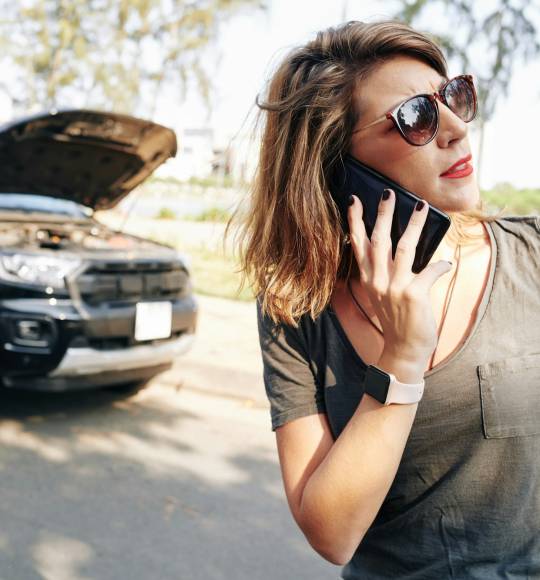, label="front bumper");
[3,332,194,391]
[53,332,194,376]
[0,293,198,391]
